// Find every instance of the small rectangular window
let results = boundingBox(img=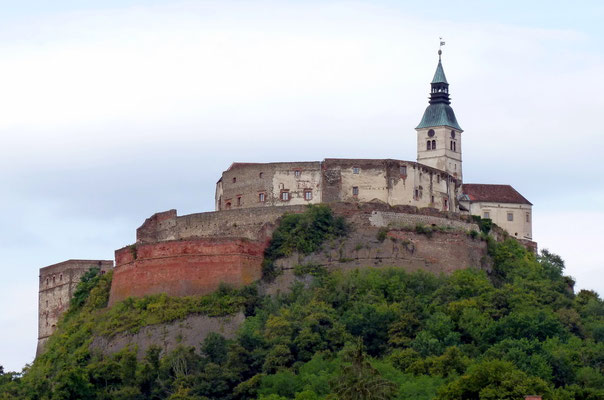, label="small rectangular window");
[259,193,266,202]
[232,177,236,183]
[304,190,312,200]
[431,195,435,203]
[526,213,530,223]
[414,189,419,199]
[444,199,448,210]
[400,165,407,175]
[507,212,514,221]
[294,170,301,177]
[352,186,359,196]
[281,191,290,201]
[237,196,242,206]
[483,212,490,219]
[437,175,440,183]
[353,167,360,174]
